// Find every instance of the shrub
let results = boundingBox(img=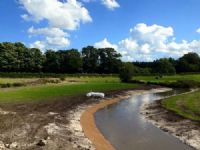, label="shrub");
[169,80,200,88]
[60,77,66,81]
[12,83,25,87]
[119,63,134,82]
[1,83,11,88]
